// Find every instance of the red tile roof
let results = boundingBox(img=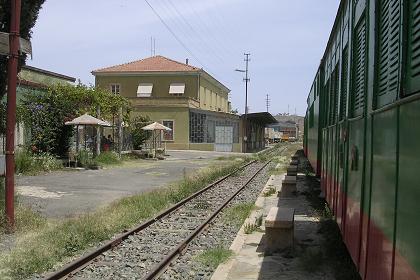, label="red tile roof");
[92,55,201,74]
